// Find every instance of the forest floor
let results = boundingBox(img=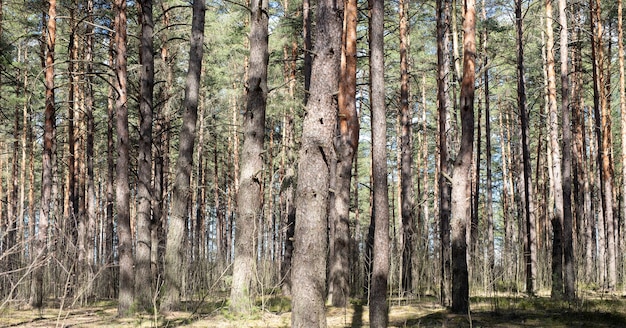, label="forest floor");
[2,292,626,327]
